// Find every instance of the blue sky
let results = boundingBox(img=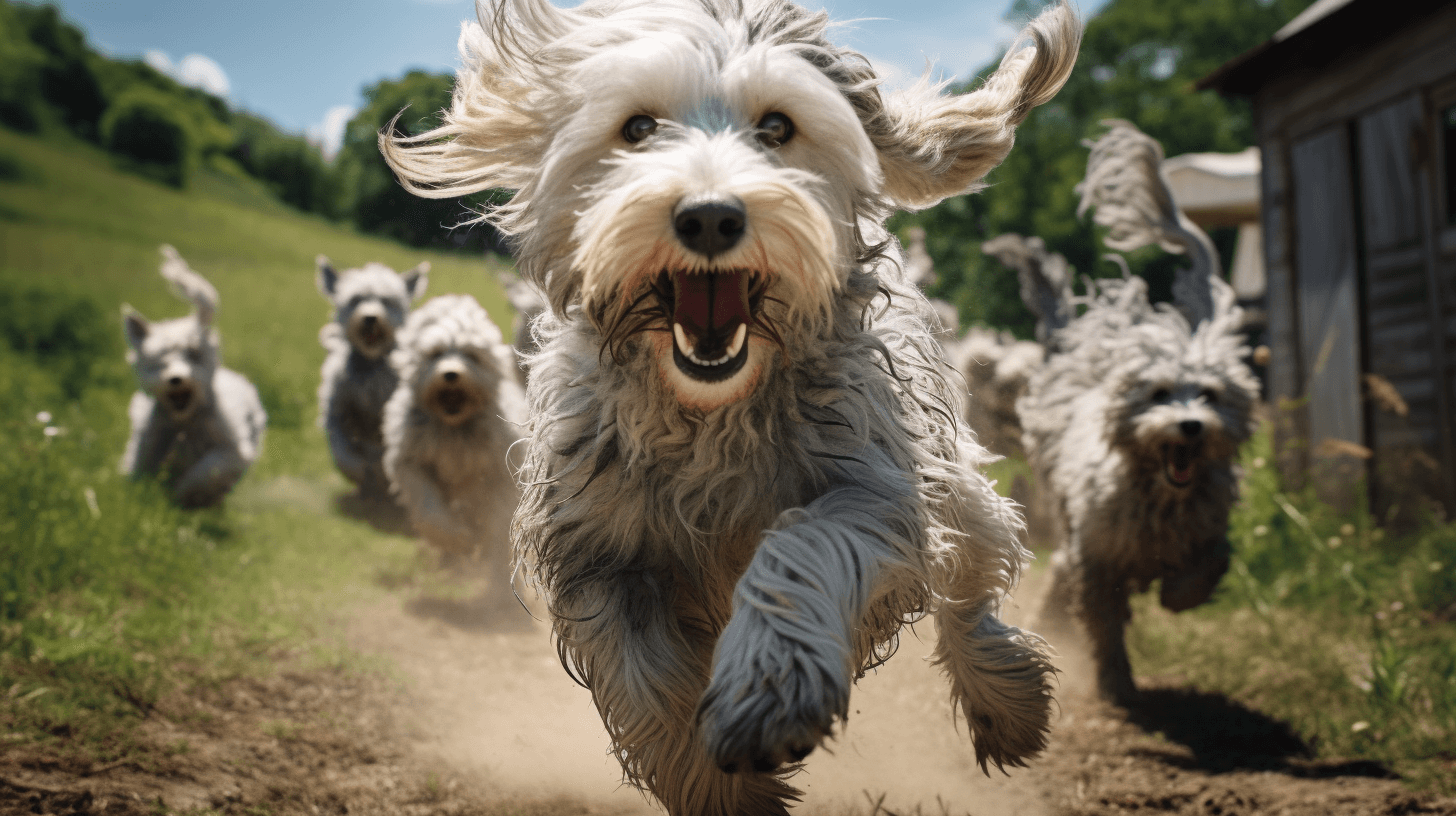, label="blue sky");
[55,0,1107,157]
